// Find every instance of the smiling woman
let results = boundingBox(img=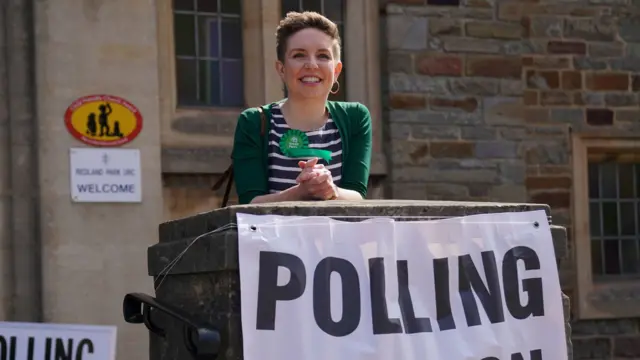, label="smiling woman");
[227,11,373,205]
